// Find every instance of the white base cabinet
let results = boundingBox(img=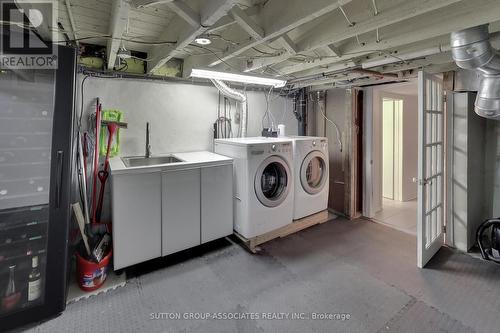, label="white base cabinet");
[112,163,233,270]
[162,168,201,256]
[201,164,233,243]
[112,172,162,270]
